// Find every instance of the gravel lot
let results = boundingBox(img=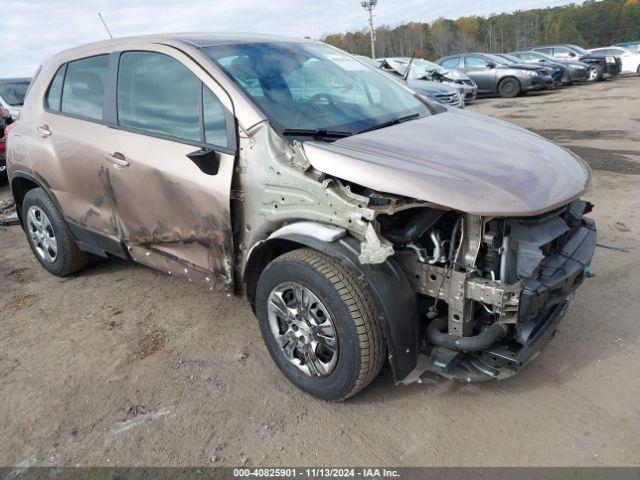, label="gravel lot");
[1,76,639,468]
